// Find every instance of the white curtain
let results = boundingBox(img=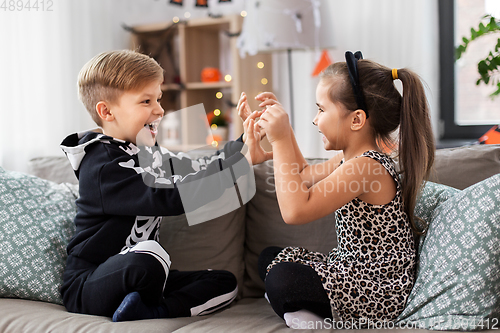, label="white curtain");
[0,2,112,172]
[0,0,247,173]
[271,0,440,159]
